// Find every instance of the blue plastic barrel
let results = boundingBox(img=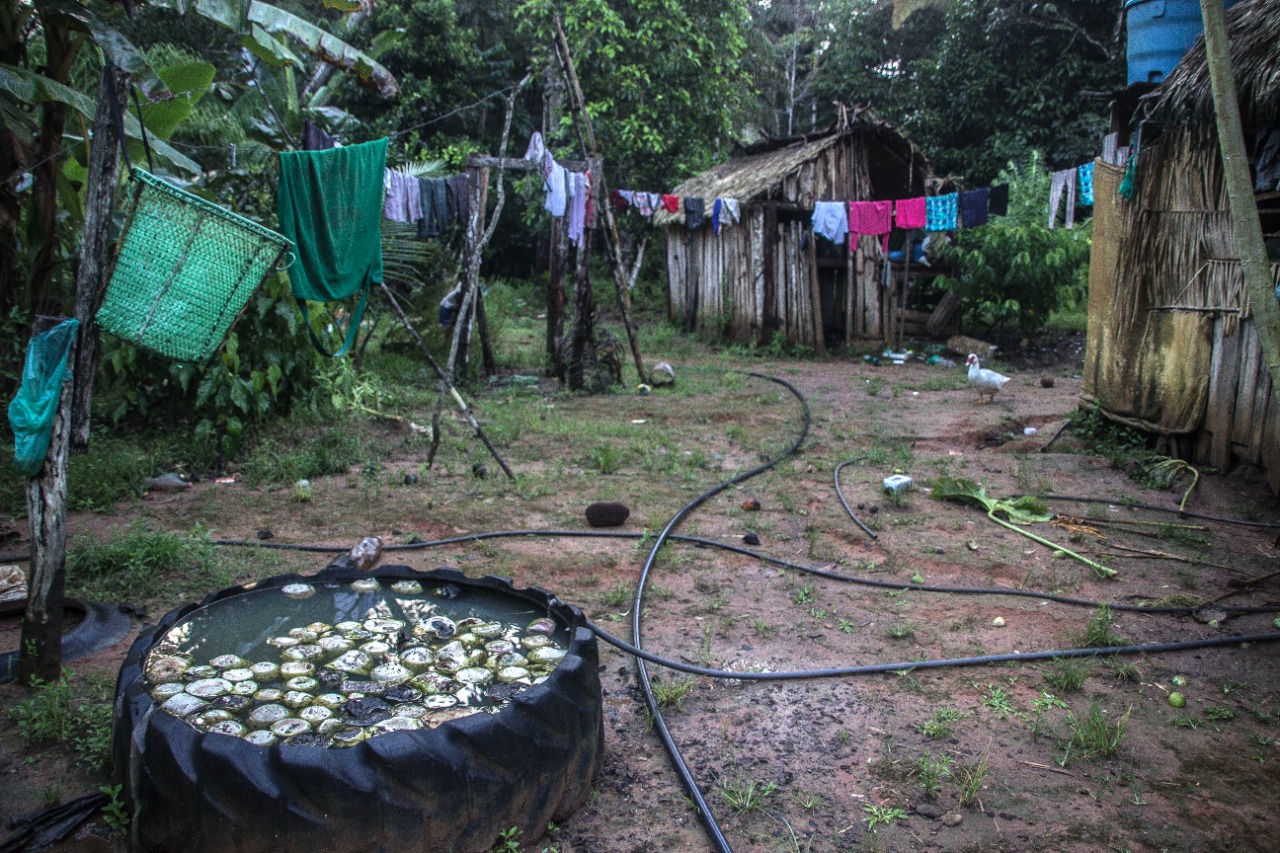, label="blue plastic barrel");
[1124,0,1239,86]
